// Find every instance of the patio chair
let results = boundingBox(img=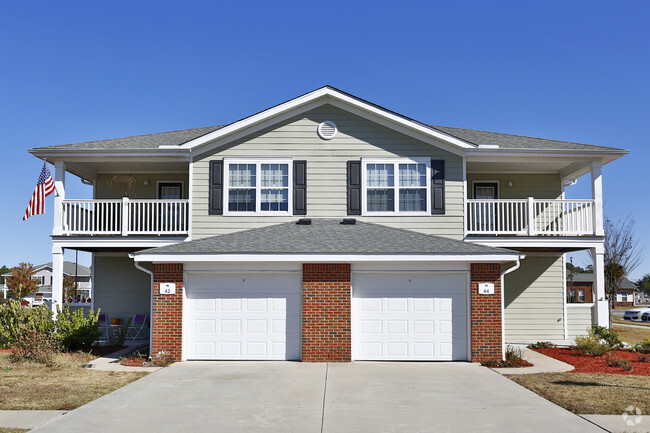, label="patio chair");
[126,314,148,340]
[97,314,109,341]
